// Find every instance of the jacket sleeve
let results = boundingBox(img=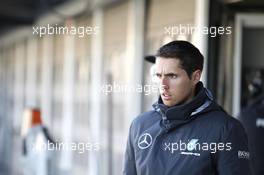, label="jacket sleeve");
[215,119,252,175]
[122,121,137,175]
